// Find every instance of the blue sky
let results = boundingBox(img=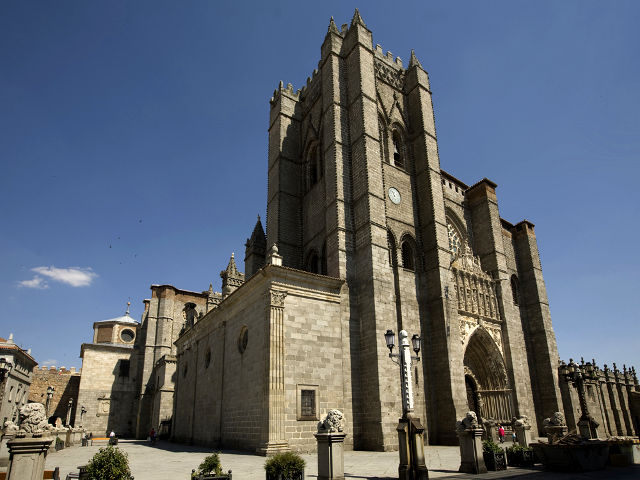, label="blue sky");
[1,1,638,371]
